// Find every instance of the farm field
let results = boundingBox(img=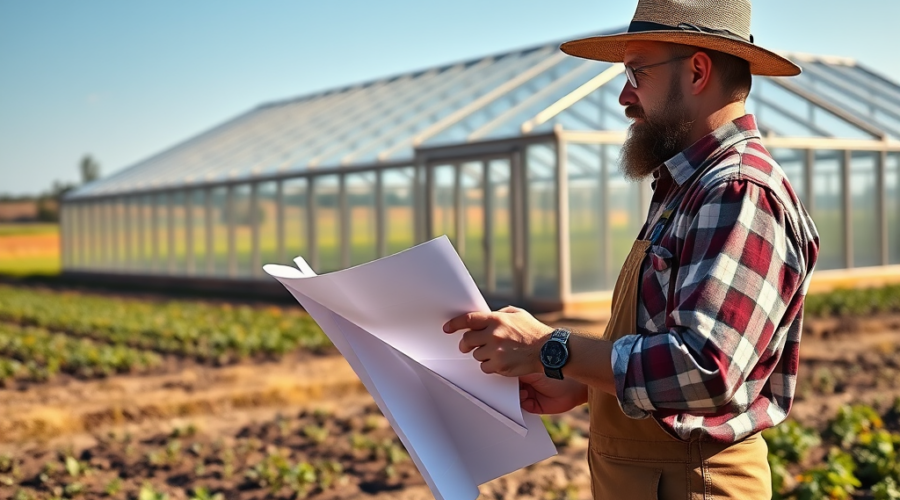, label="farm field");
[0,224,59,276]
[0,284,899,499]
